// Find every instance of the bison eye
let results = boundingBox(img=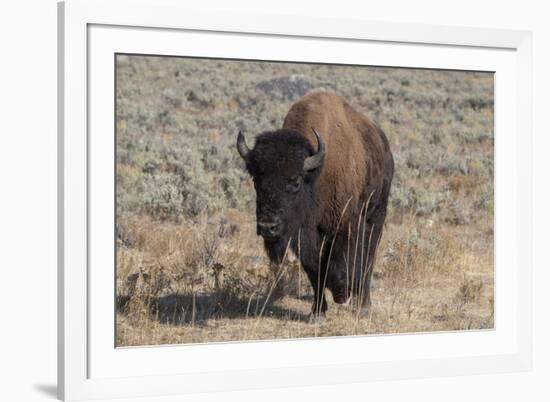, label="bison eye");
[286,176,302,193]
